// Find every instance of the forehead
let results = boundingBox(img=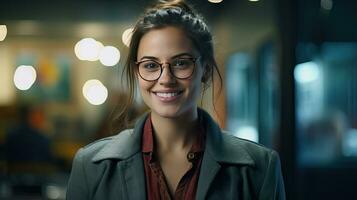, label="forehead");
[137,26,197,60]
